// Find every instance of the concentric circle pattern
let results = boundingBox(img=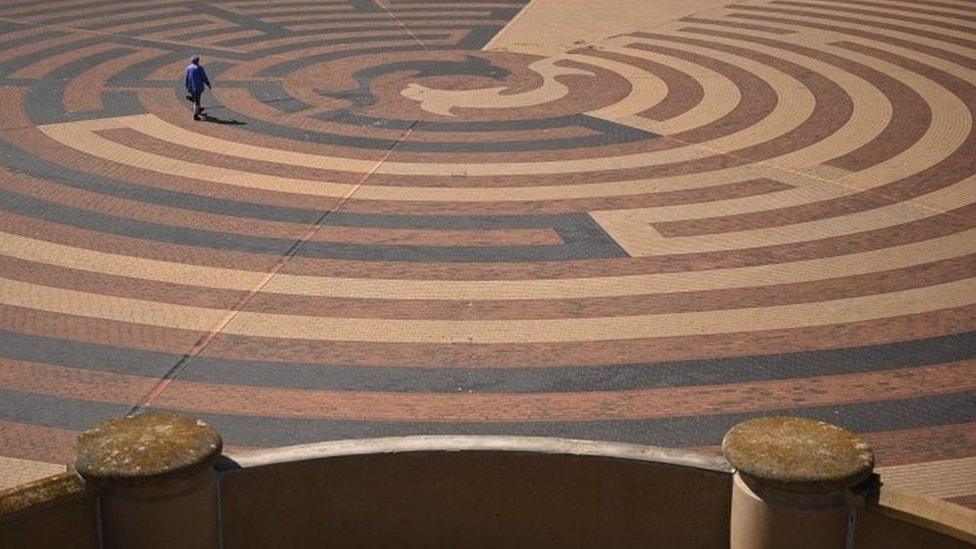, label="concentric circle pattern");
[0,0,975,507]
